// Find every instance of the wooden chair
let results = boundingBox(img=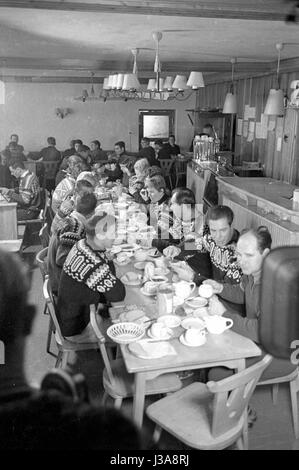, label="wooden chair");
[18,188,49,248]
[35,247,55,355]
[146,355,272,450]
[159,159,175,190]
[42,160,60,193]
[43,277,99,368]
[39,222,50,248]
[173,158,187,187]
[90,307,182,410]
[257,368,299,438]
